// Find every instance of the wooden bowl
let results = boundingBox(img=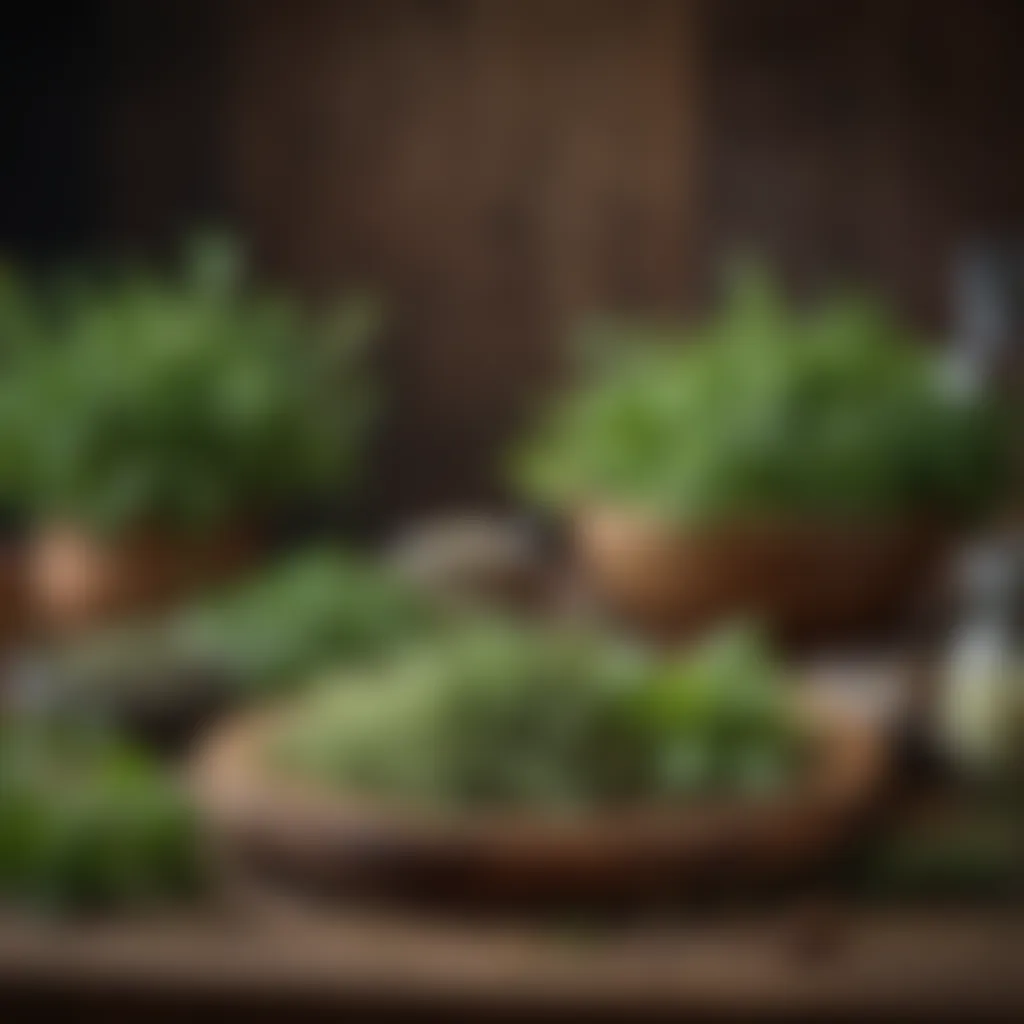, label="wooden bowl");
[29,522,259,633]
[575,508,950,641]
[192,694,885,907]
